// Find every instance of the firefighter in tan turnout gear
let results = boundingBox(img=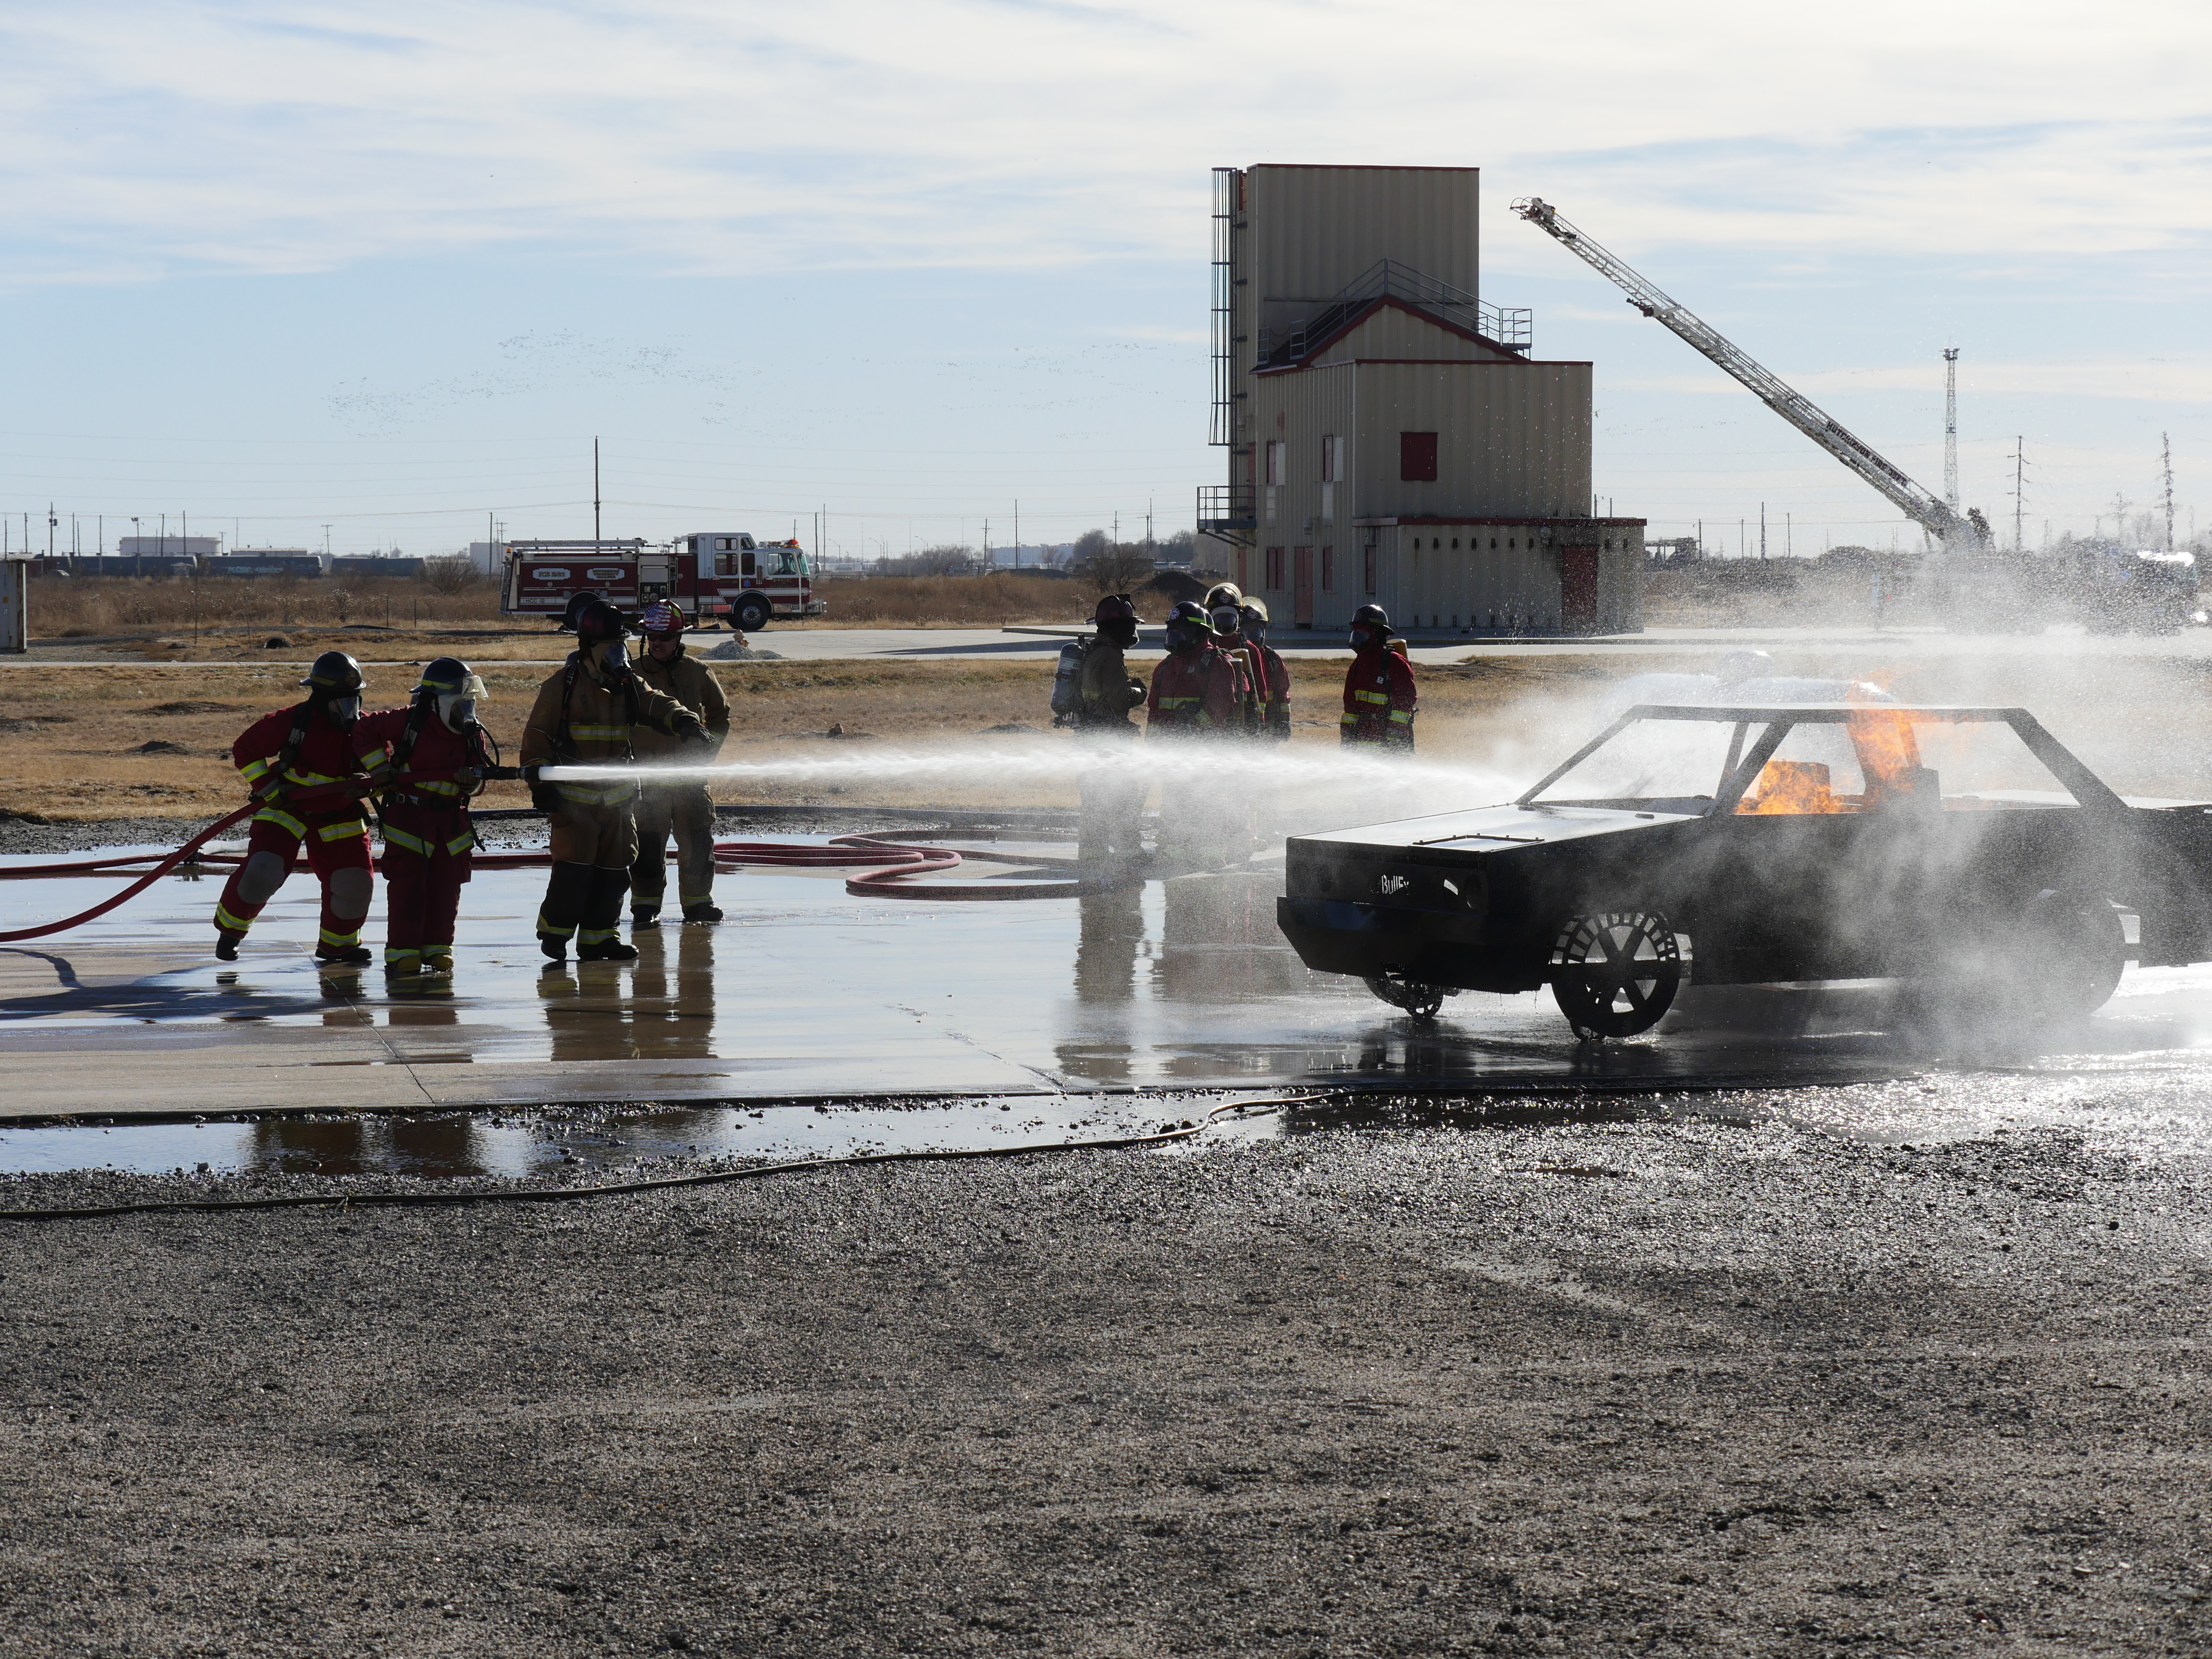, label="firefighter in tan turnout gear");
[520,600,711,963]
[630,601,731,926]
